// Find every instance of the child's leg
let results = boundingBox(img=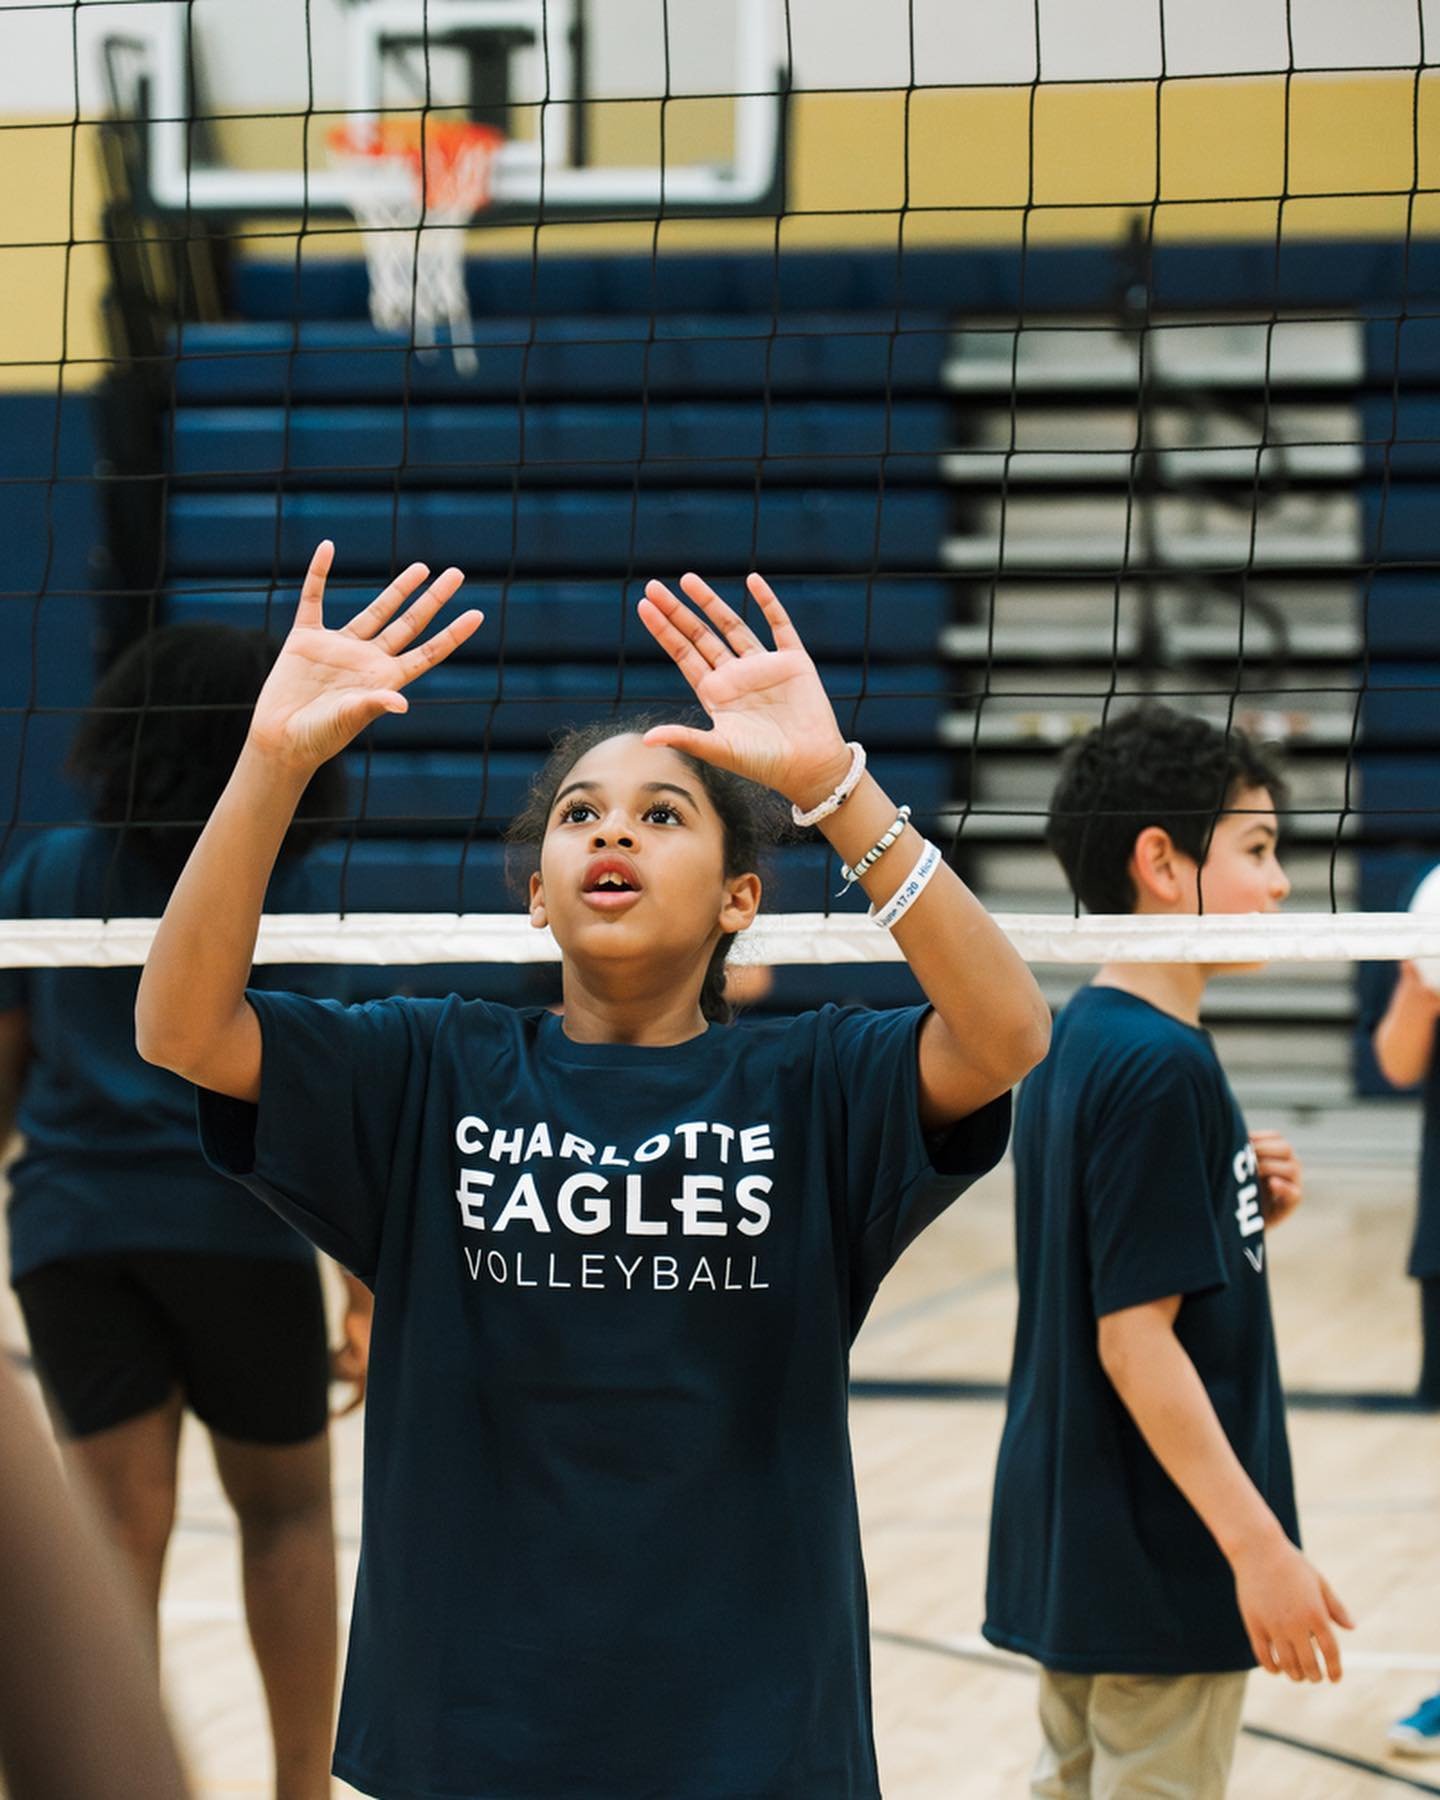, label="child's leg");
[1087,1671,1247,1800]
[210,1429,337,1800]
[1032,1668,1094,1798]
[1418,1276,1440,1406]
